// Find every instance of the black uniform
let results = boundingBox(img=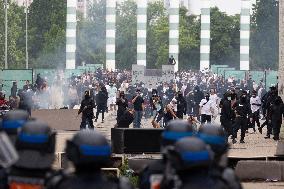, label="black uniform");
[95,90,108,123]
[7,121,56,189]
[161,137,229,189]
[220,97,234,137]
[116,97,128,123]
[78,93,95,129]
[47,130,133,189]
[176,94,187,119]
[139,120,194,189]
[232,97,251,143]
[268,97,284,140]
[193,86,204,117]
